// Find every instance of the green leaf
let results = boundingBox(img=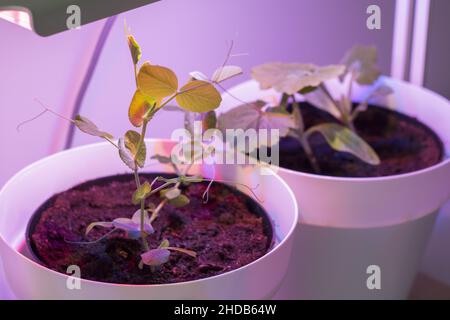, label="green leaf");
[176,80,222,112]
[132,181,152,205]
[160,188,190,208]
[169,194,190,208]
[159,239,170,249]
[160,187,181,200]
[124,130,146,168]
[137,62,178,100]
[298,86,318,95]
[306,123,380,165]
[128,90,156,127]
[127,35,141,65]
[74,115,113,139]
